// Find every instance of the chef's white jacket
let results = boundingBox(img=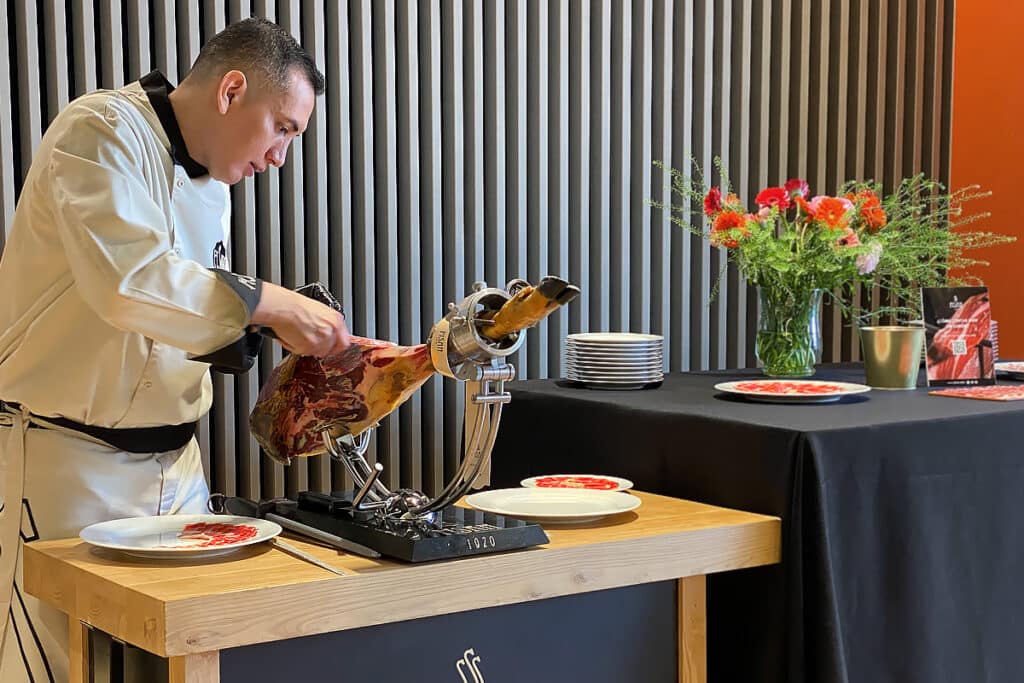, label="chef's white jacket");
[0,80,253,428]
[0,76,258,682]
